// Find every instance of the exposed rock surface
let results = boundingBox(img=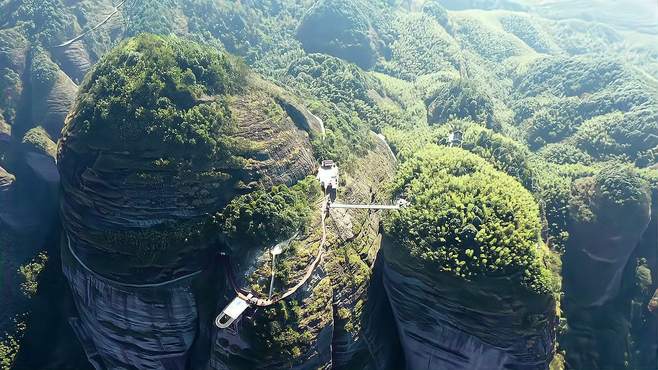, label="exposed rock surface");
[564,172,651,307]
[562,167,653,369]
[382,250,556,370]
[30,70,78,138]
[52,40,93,84]
[210,133,396,369]
[57,35,322,370]
[62,244,199,370]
